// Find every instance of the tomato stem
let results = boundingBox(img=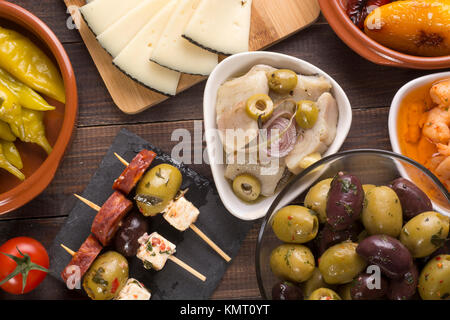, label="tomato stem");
[0,247,48,294]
